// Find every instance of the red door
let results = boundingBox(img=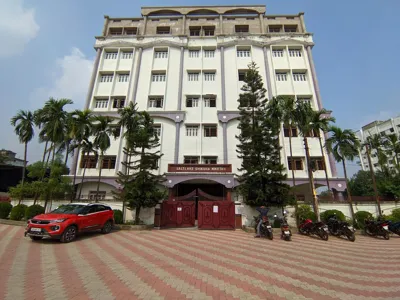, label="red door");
[161,201,195,228]
[198,201,235,230]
